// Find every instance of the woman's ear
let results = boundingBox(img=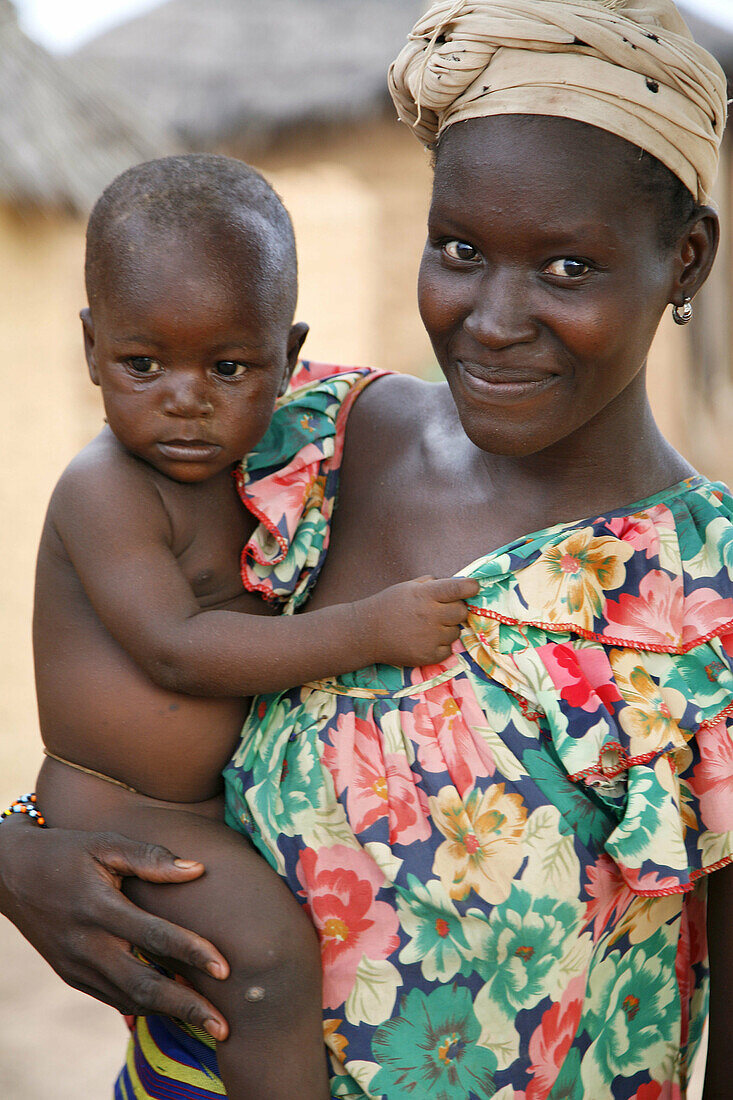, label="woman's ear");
[671,206,720,310]
[280,321,310,395]
[80,308,100,385]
